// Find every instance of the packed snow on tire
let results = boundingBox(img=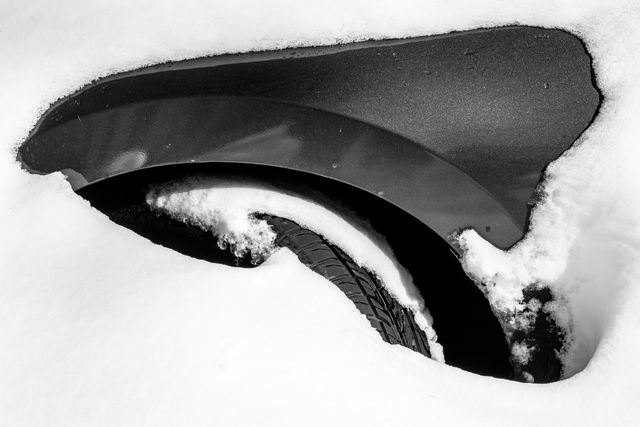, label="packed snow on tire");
[147,177,444,359]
